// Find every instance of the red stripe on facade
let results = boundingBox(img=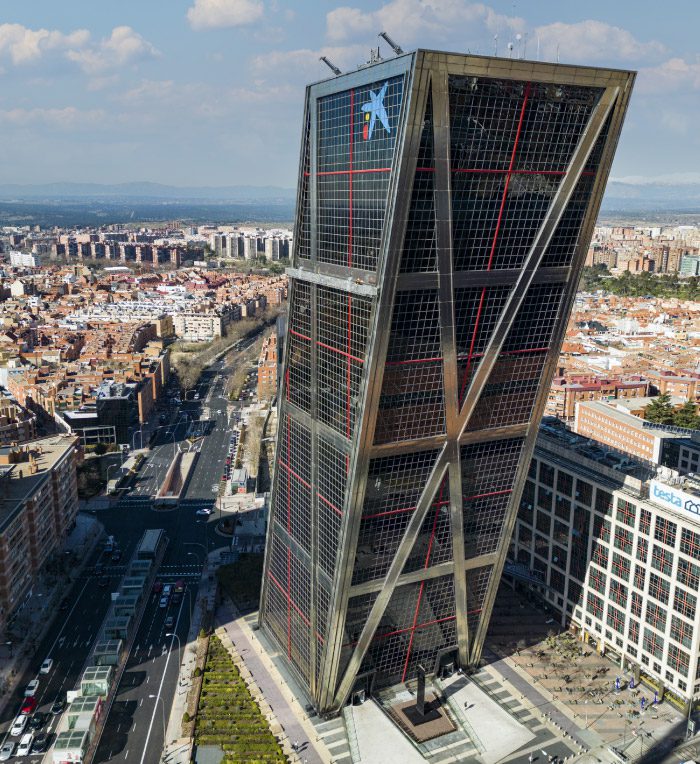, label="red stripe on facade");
[315,167,392,176]
[462,488,513,502]
[268,570,311,629]
[316,339,365,364]
[363,499,450,521]
[289,328,312,342]
[486,82,531,271]
[459,286,486,402]
[277,459,312,490]
[452,168,566,176]
[384,356,444,366]
[318,492,343,517]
